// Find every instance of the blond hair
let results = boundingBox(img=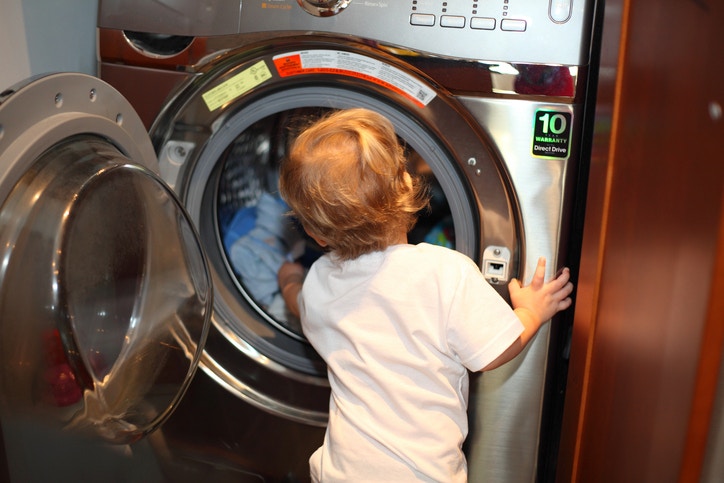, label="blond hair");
[279,108,429,260]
